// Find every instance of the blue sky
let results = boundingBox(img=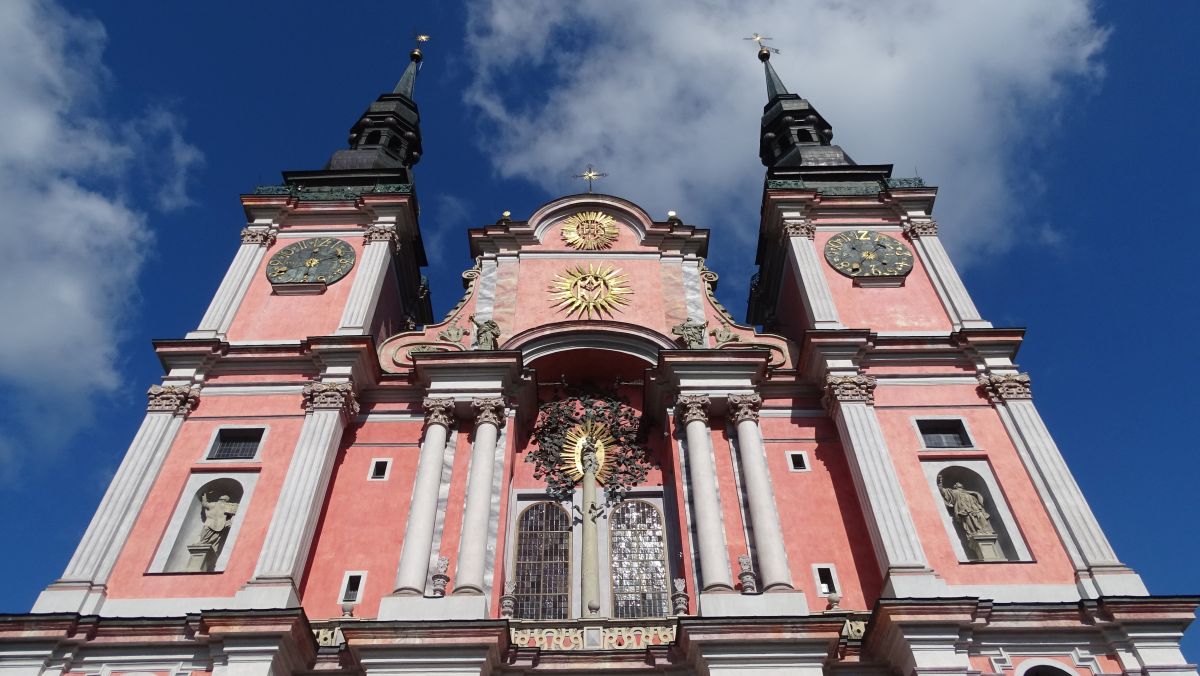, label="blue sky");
[1,0,1196,655]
